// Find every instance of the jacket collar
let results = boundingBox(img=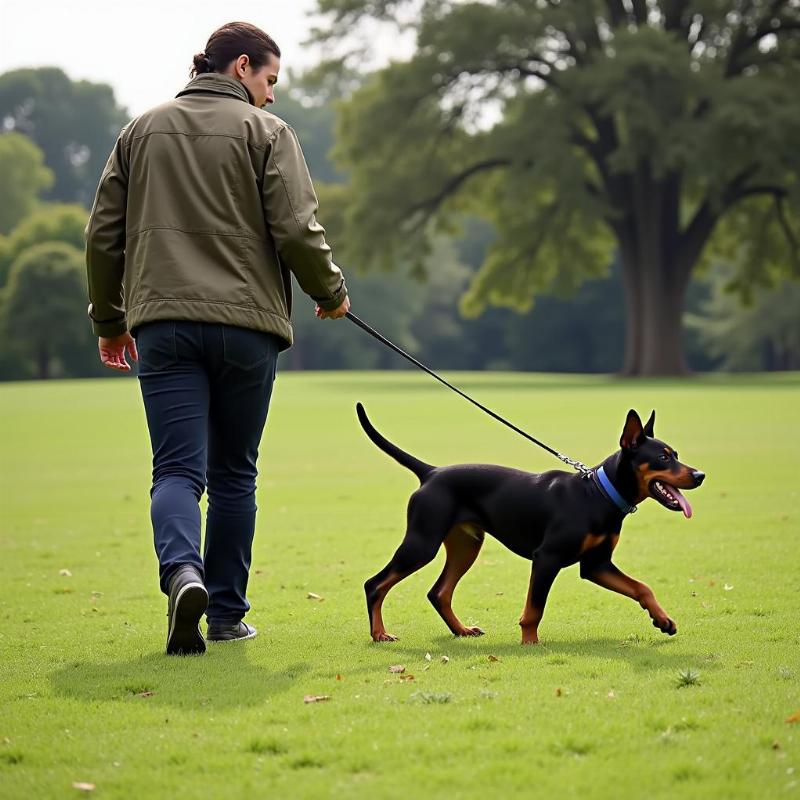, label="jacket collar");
[176,73,254,106]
